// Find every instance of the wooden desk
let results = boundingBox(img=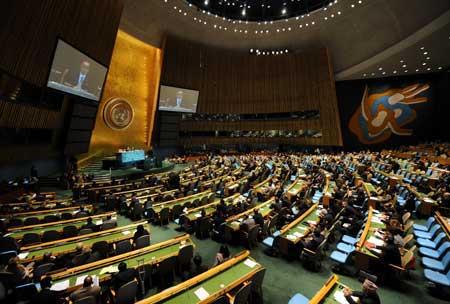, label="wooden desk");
[7,211,117,240]
[151,190,213,215]
[277,204,319,256]
[225,197,275,232]
[50,234,194,294]
[137,251,263,304]
[1,204,93,220]
[285,178,307,201]
[354,208,386,271]
[435,212,450,240]
[19,221,148,263]
[309,274,353,304]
